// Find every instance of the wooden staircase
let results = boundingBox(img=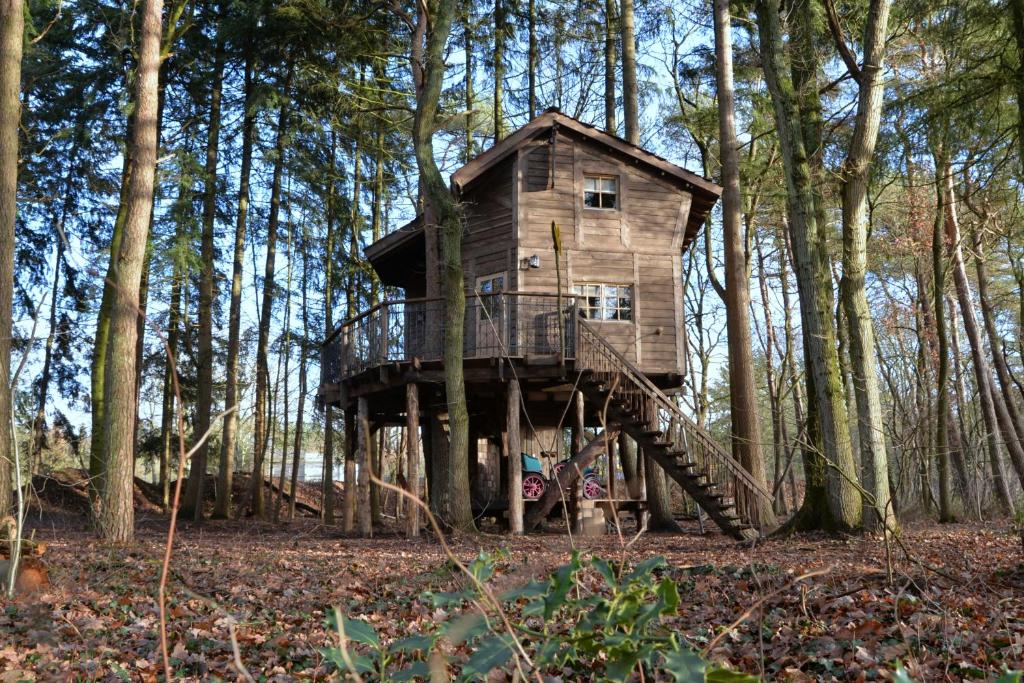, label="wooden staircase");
[575,320,774,540]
